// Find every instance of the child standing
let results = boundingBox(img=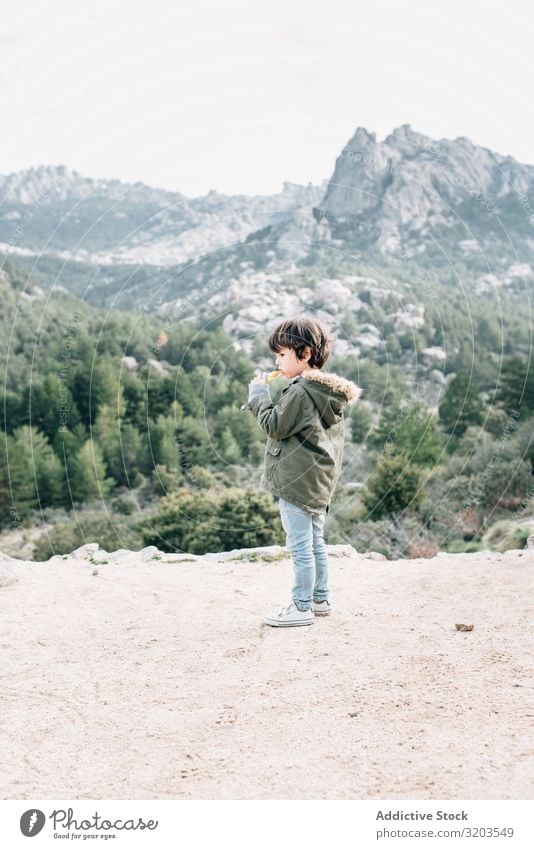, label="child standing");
[241,315,362,627]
